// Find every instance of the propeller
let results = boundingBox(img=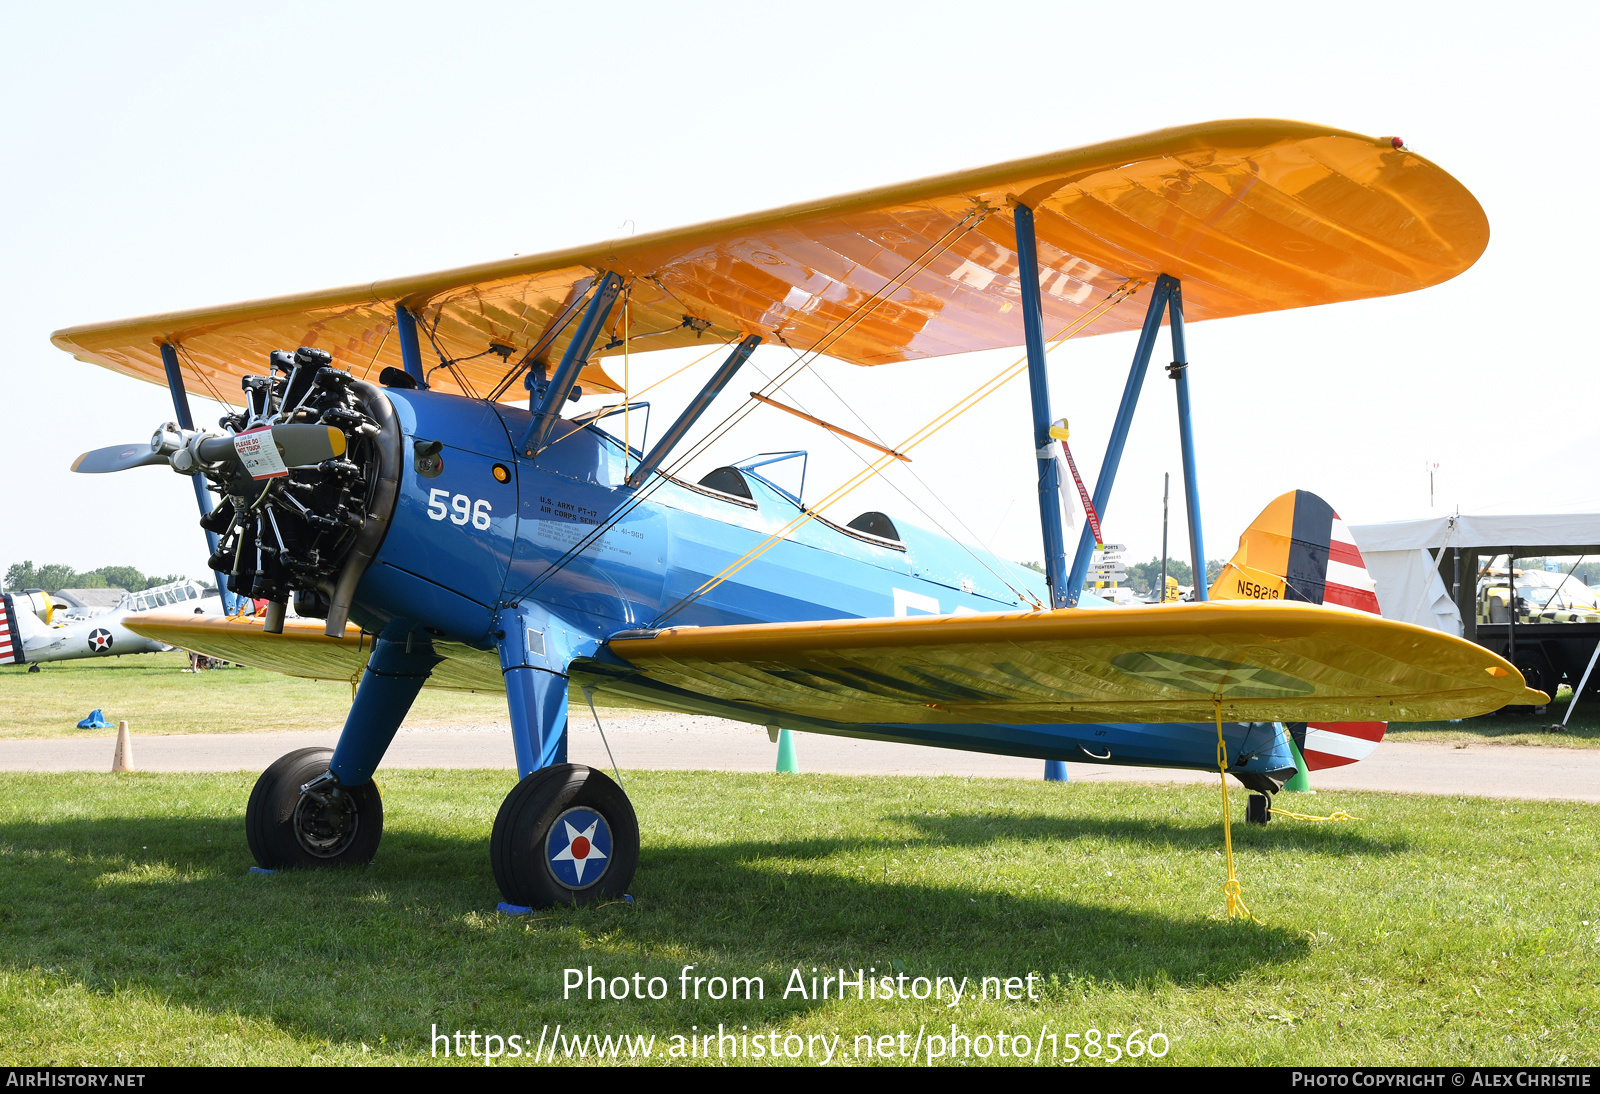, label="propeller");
[71,424,347,476]
[70,445,170,474]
